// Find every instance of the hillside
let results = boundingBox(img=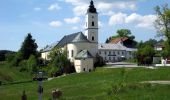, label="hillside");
[0,63,32,84]
[0,67,170,100]
[0,50,15,61]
